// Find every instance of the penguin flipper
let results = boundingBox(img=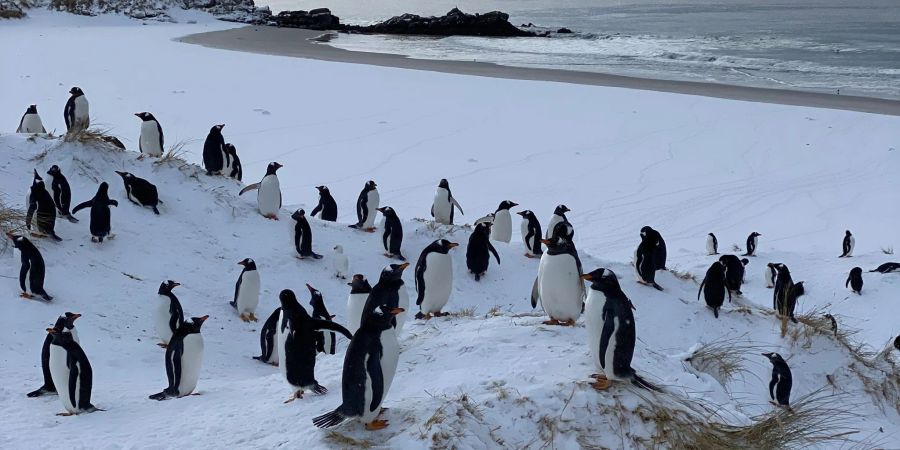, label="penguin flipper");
[450,197,464,215]
[530,277,540,309]
[238,183,260,196]
[697,279,705,301]
[366,347,385,412]
[313,408,351,429]
[488,243,500,265]
[311,320,353,341]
